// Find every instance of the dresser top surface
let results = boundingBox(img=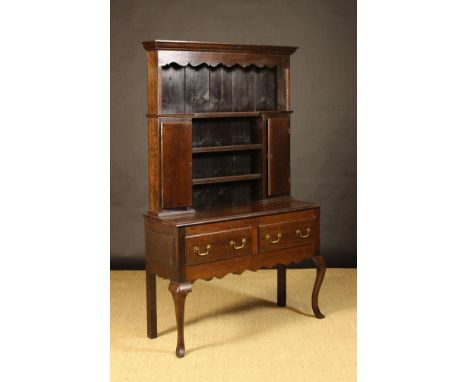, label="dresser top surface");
[141,39,298,55]
[145,198,319,227]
